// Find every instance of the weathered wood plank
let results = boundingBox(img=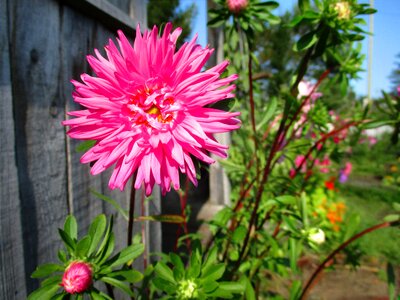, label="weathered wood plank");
[10,0,69,293]
[61,4,106,238]
[60,0,138,33]
[0,0,27,297]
